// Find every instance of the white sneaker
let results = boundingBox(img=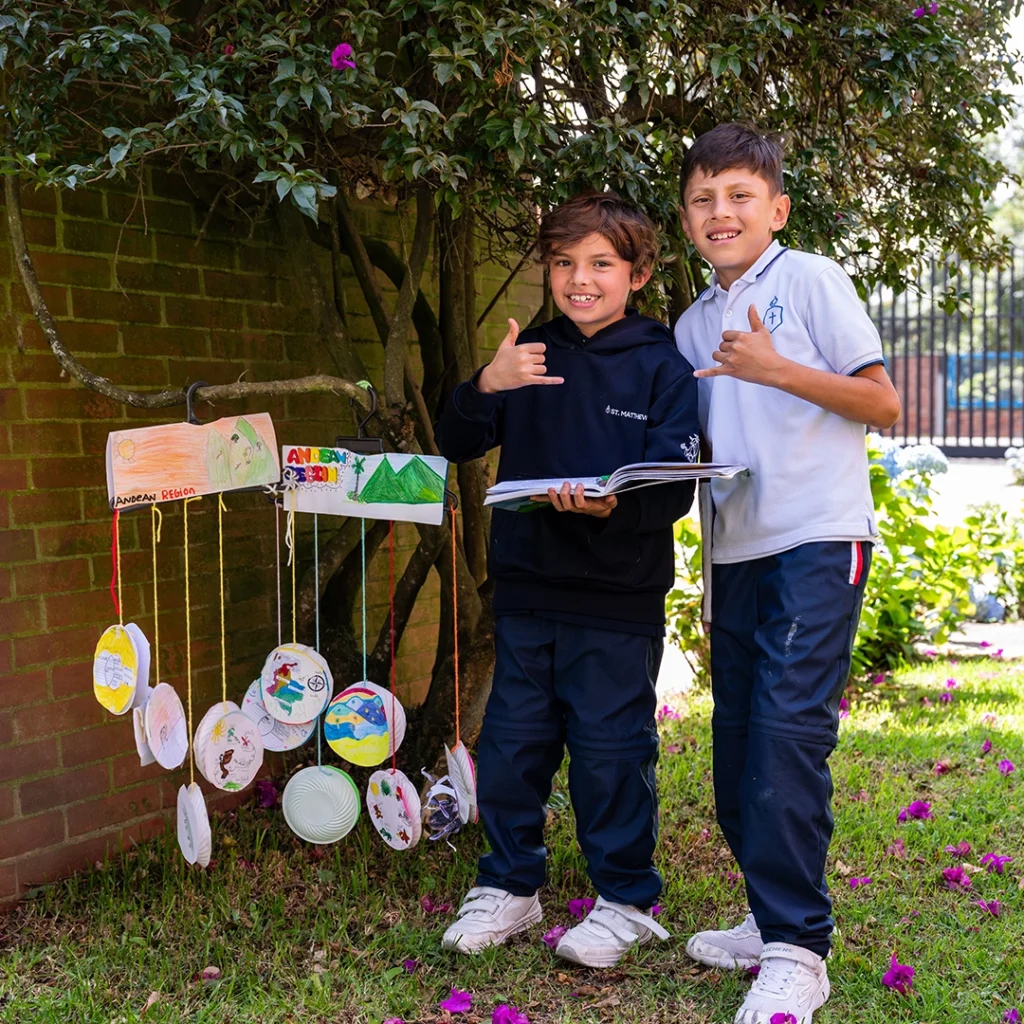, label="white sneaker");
[554,896,670,968]
[733,942,830,1024]
[686,911,763,970]
[441,886,543,954]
